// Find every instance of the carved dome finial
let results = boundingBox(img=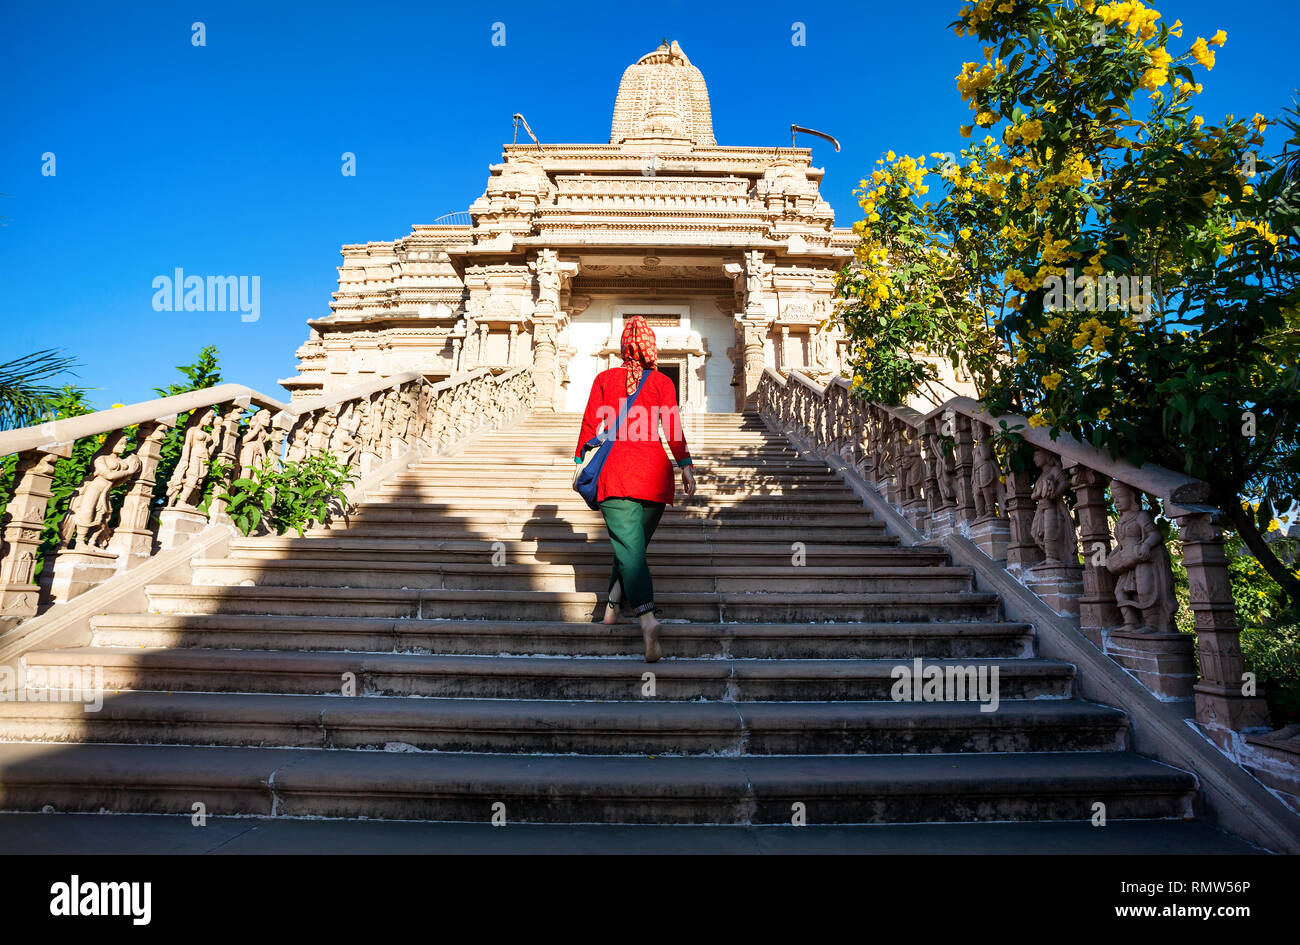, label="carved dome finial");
[610,40,715,146]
